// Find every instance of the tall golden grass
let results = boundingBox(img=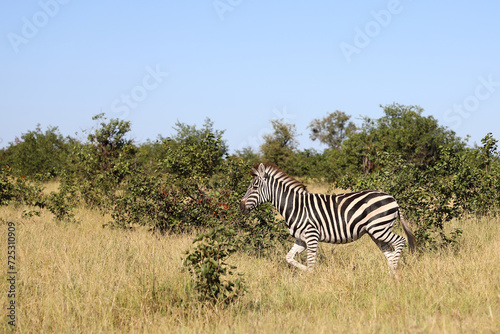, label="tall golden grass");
[1,185,499,333]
